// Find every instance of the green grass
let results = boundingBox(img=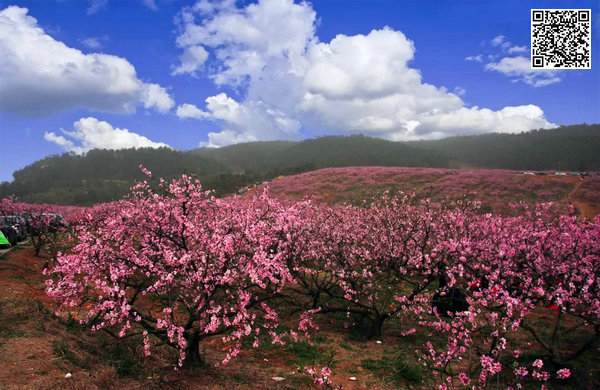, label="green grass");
[0,329,25,338]
[361,357,423,386]
[285,340,328,367]
[232,372,251,384]
[52,340,83,368]
[340,343,353,351]
[99,337,145,377]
